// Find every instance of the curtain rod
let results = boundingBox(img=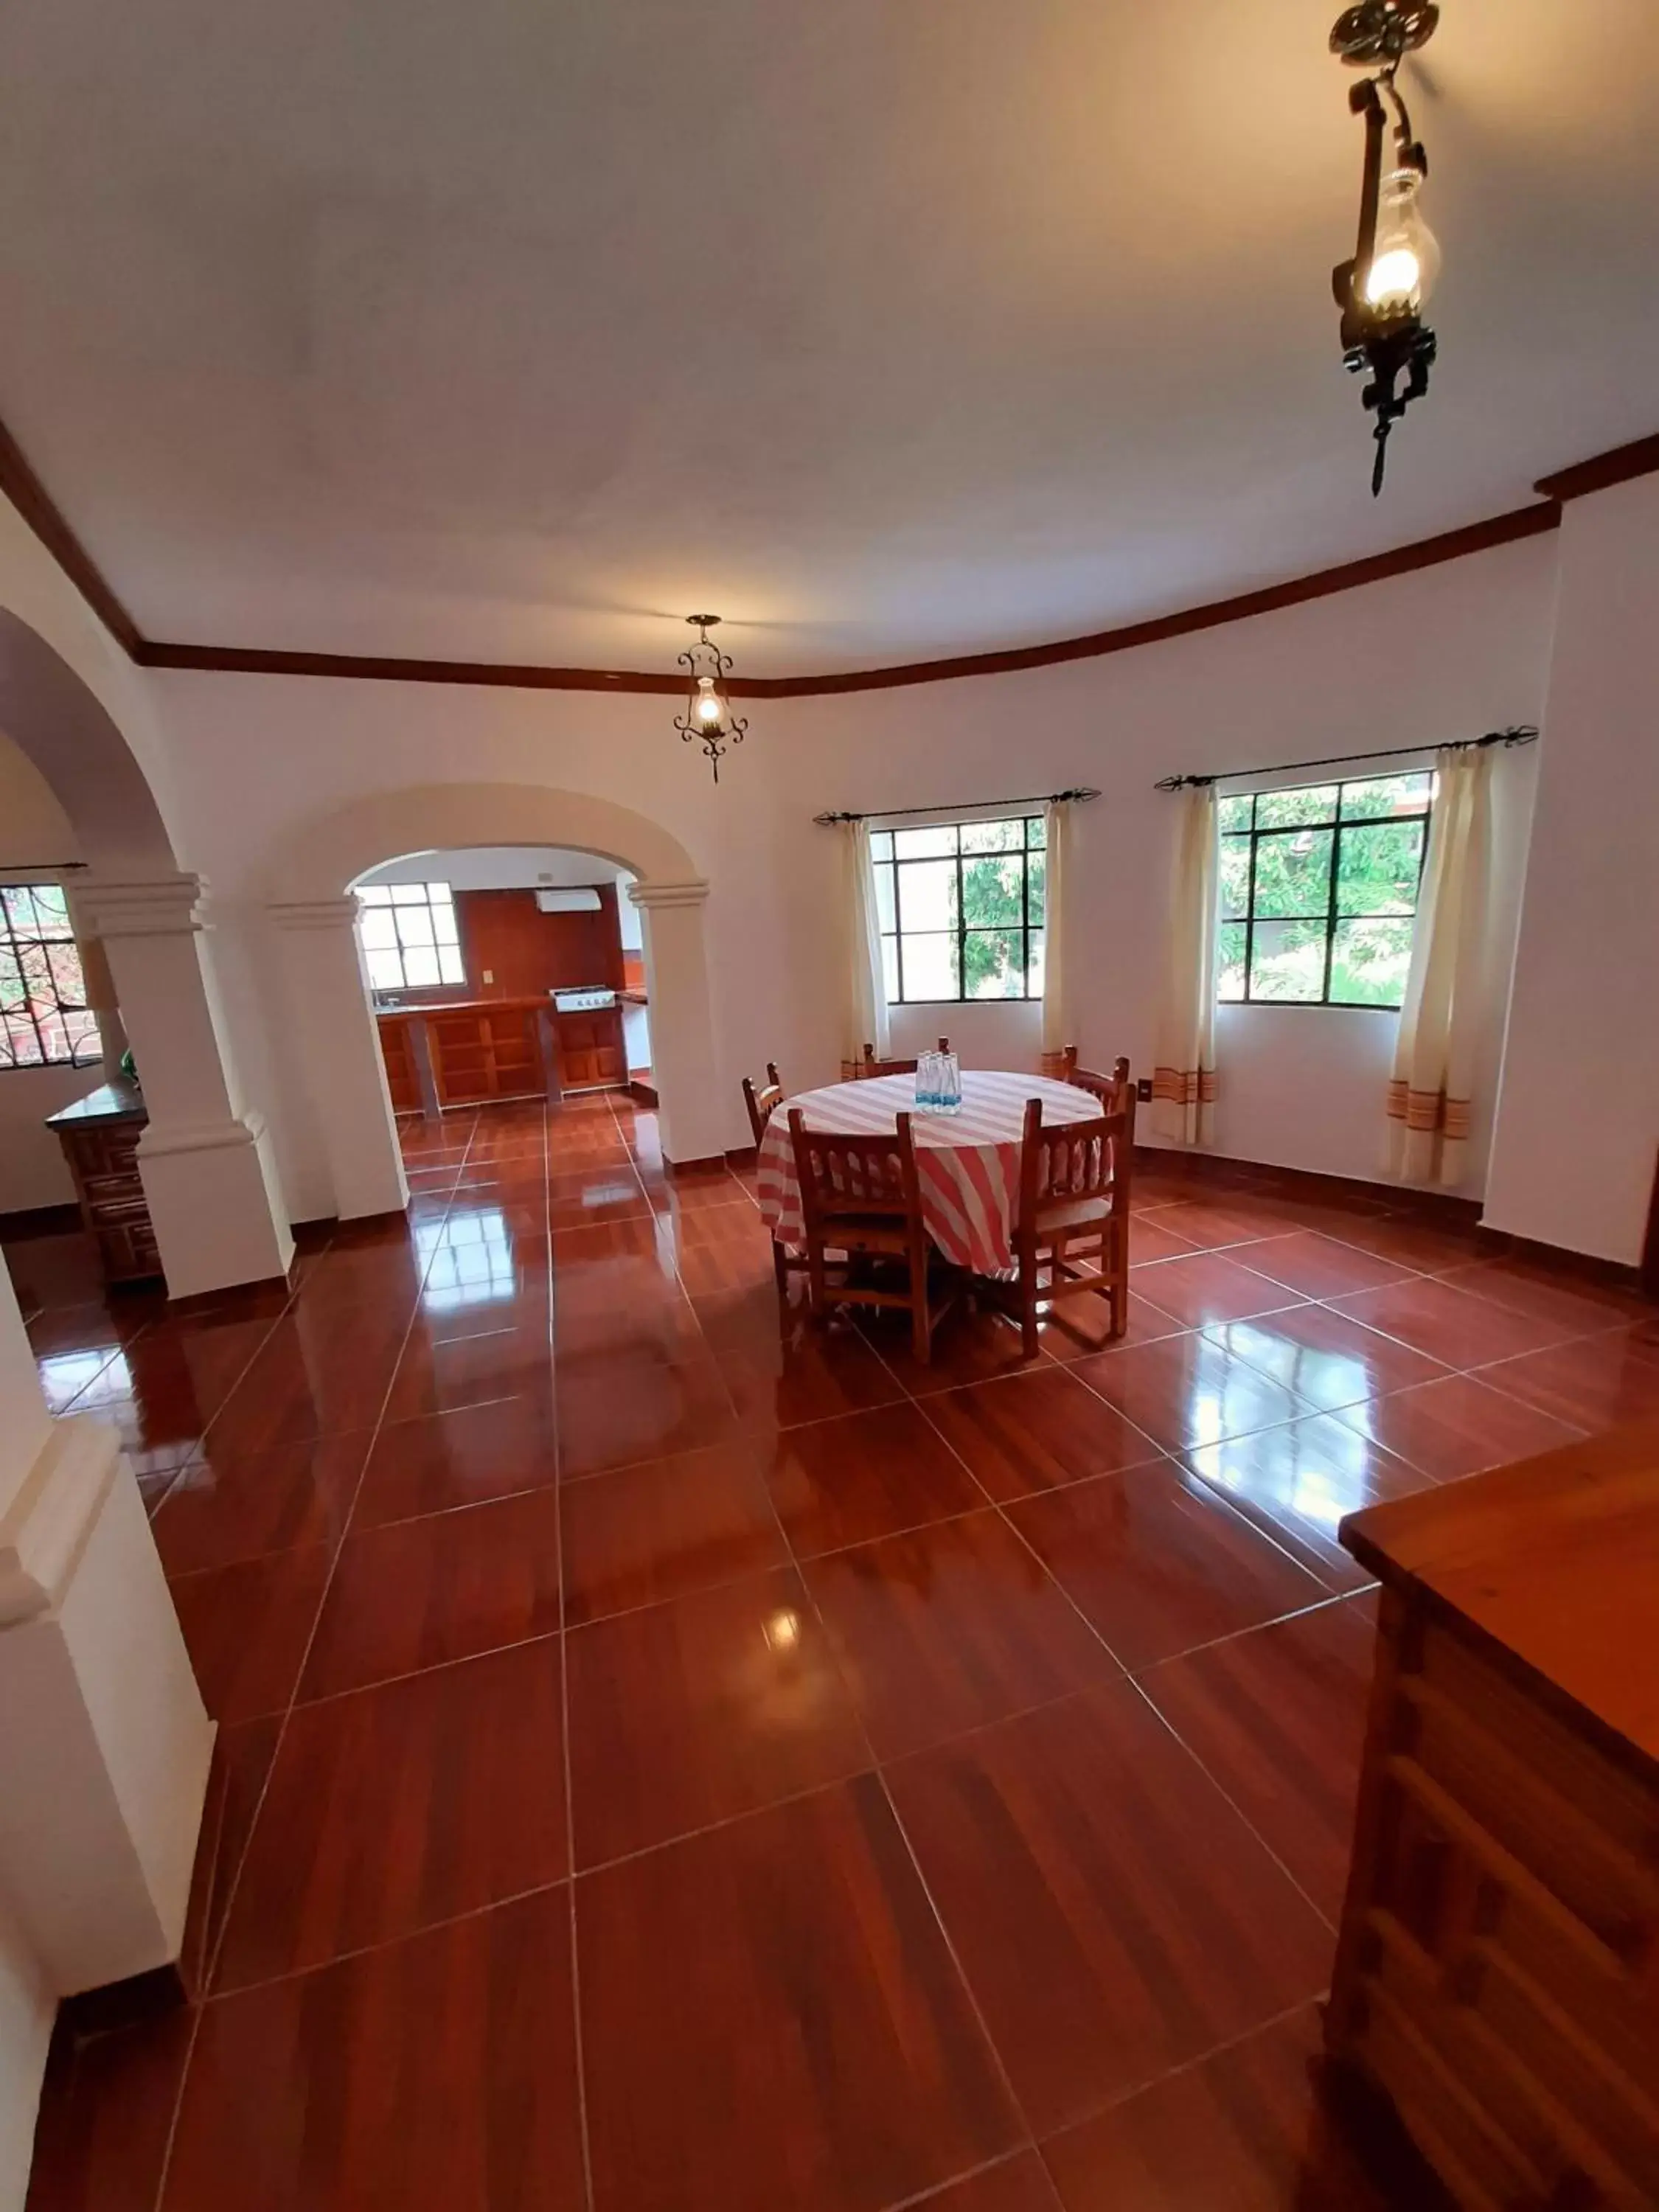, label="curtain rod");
[814,786,1099,826]
[1,861,88,874]
[1154,726,1537,793]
